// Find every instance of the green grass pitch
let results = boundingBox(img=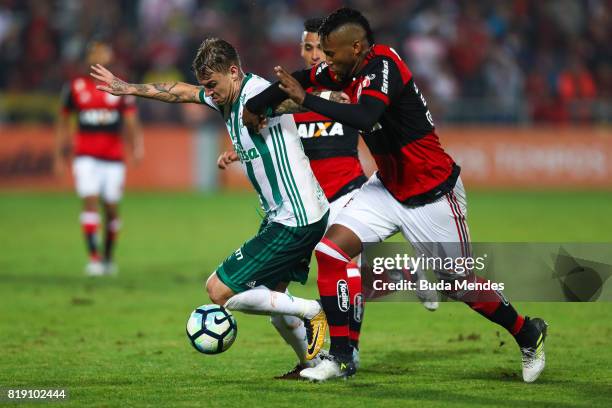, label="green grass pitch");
[1,191,611,407]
